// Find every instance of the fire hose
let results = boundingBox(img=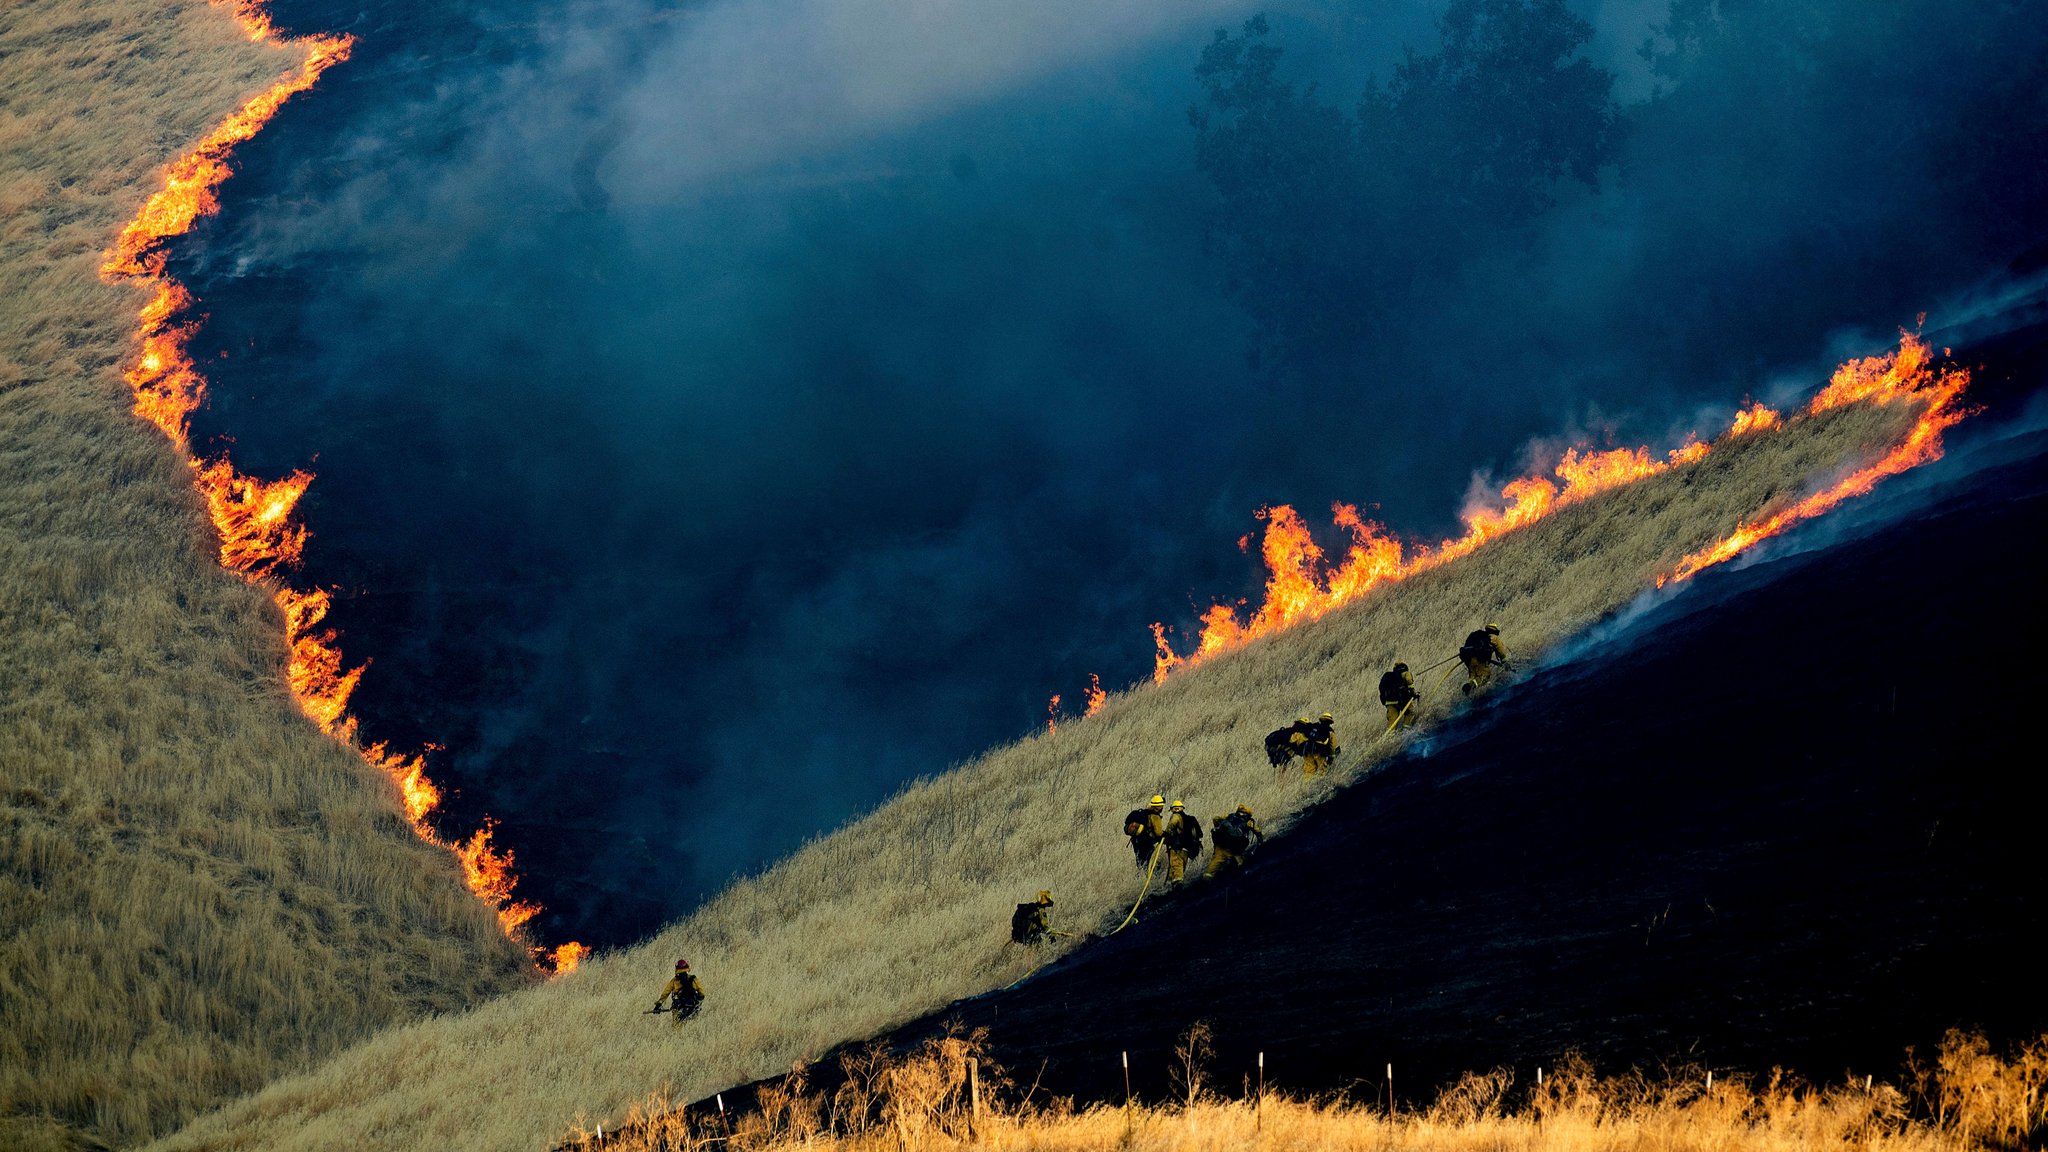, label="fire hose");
[1109,841,1164,936]
[1378,696,1418,738]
